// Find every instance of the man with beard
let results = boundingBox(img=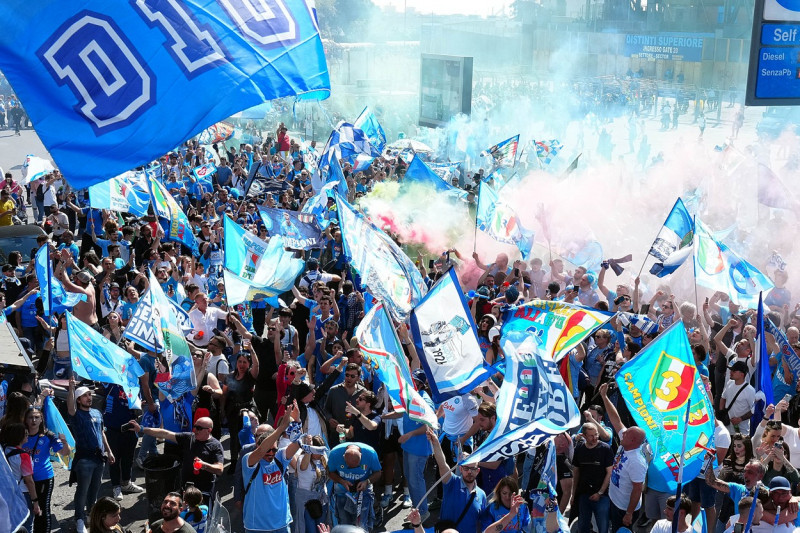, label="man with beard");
[427,426,487,533]
[148,493,196,533]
